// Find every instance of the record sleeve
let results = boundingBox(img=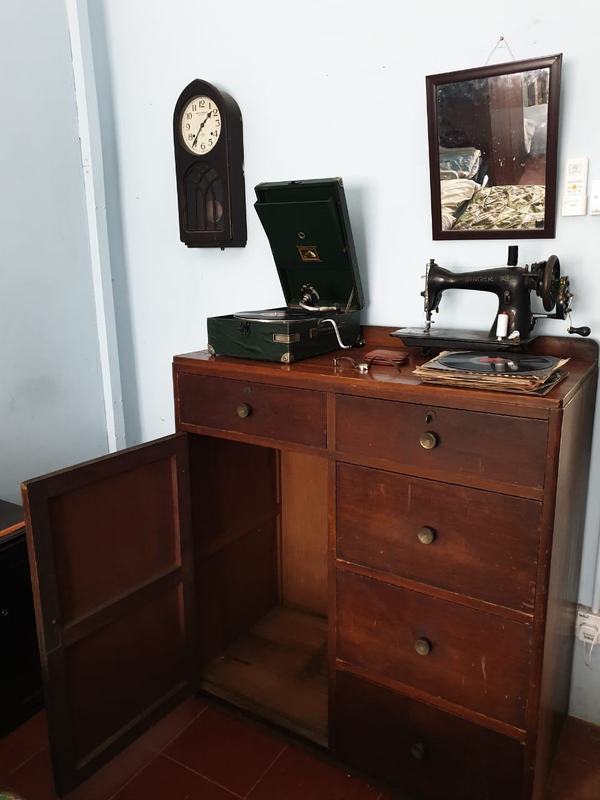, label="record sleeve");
[413,350,569,396]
